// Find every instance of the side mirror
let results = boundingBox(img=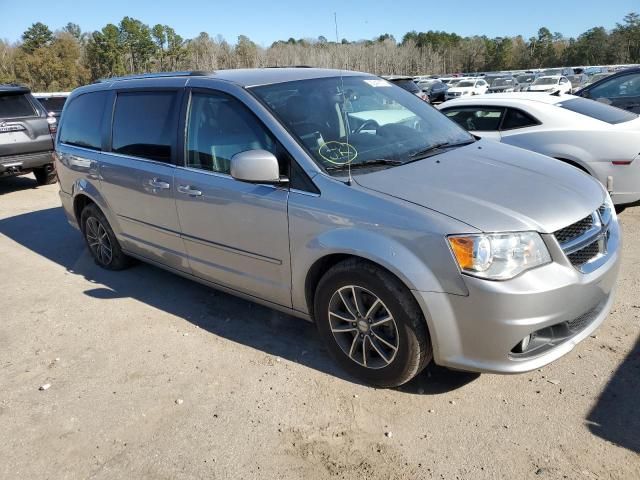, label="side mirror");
[230,149,287,184]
